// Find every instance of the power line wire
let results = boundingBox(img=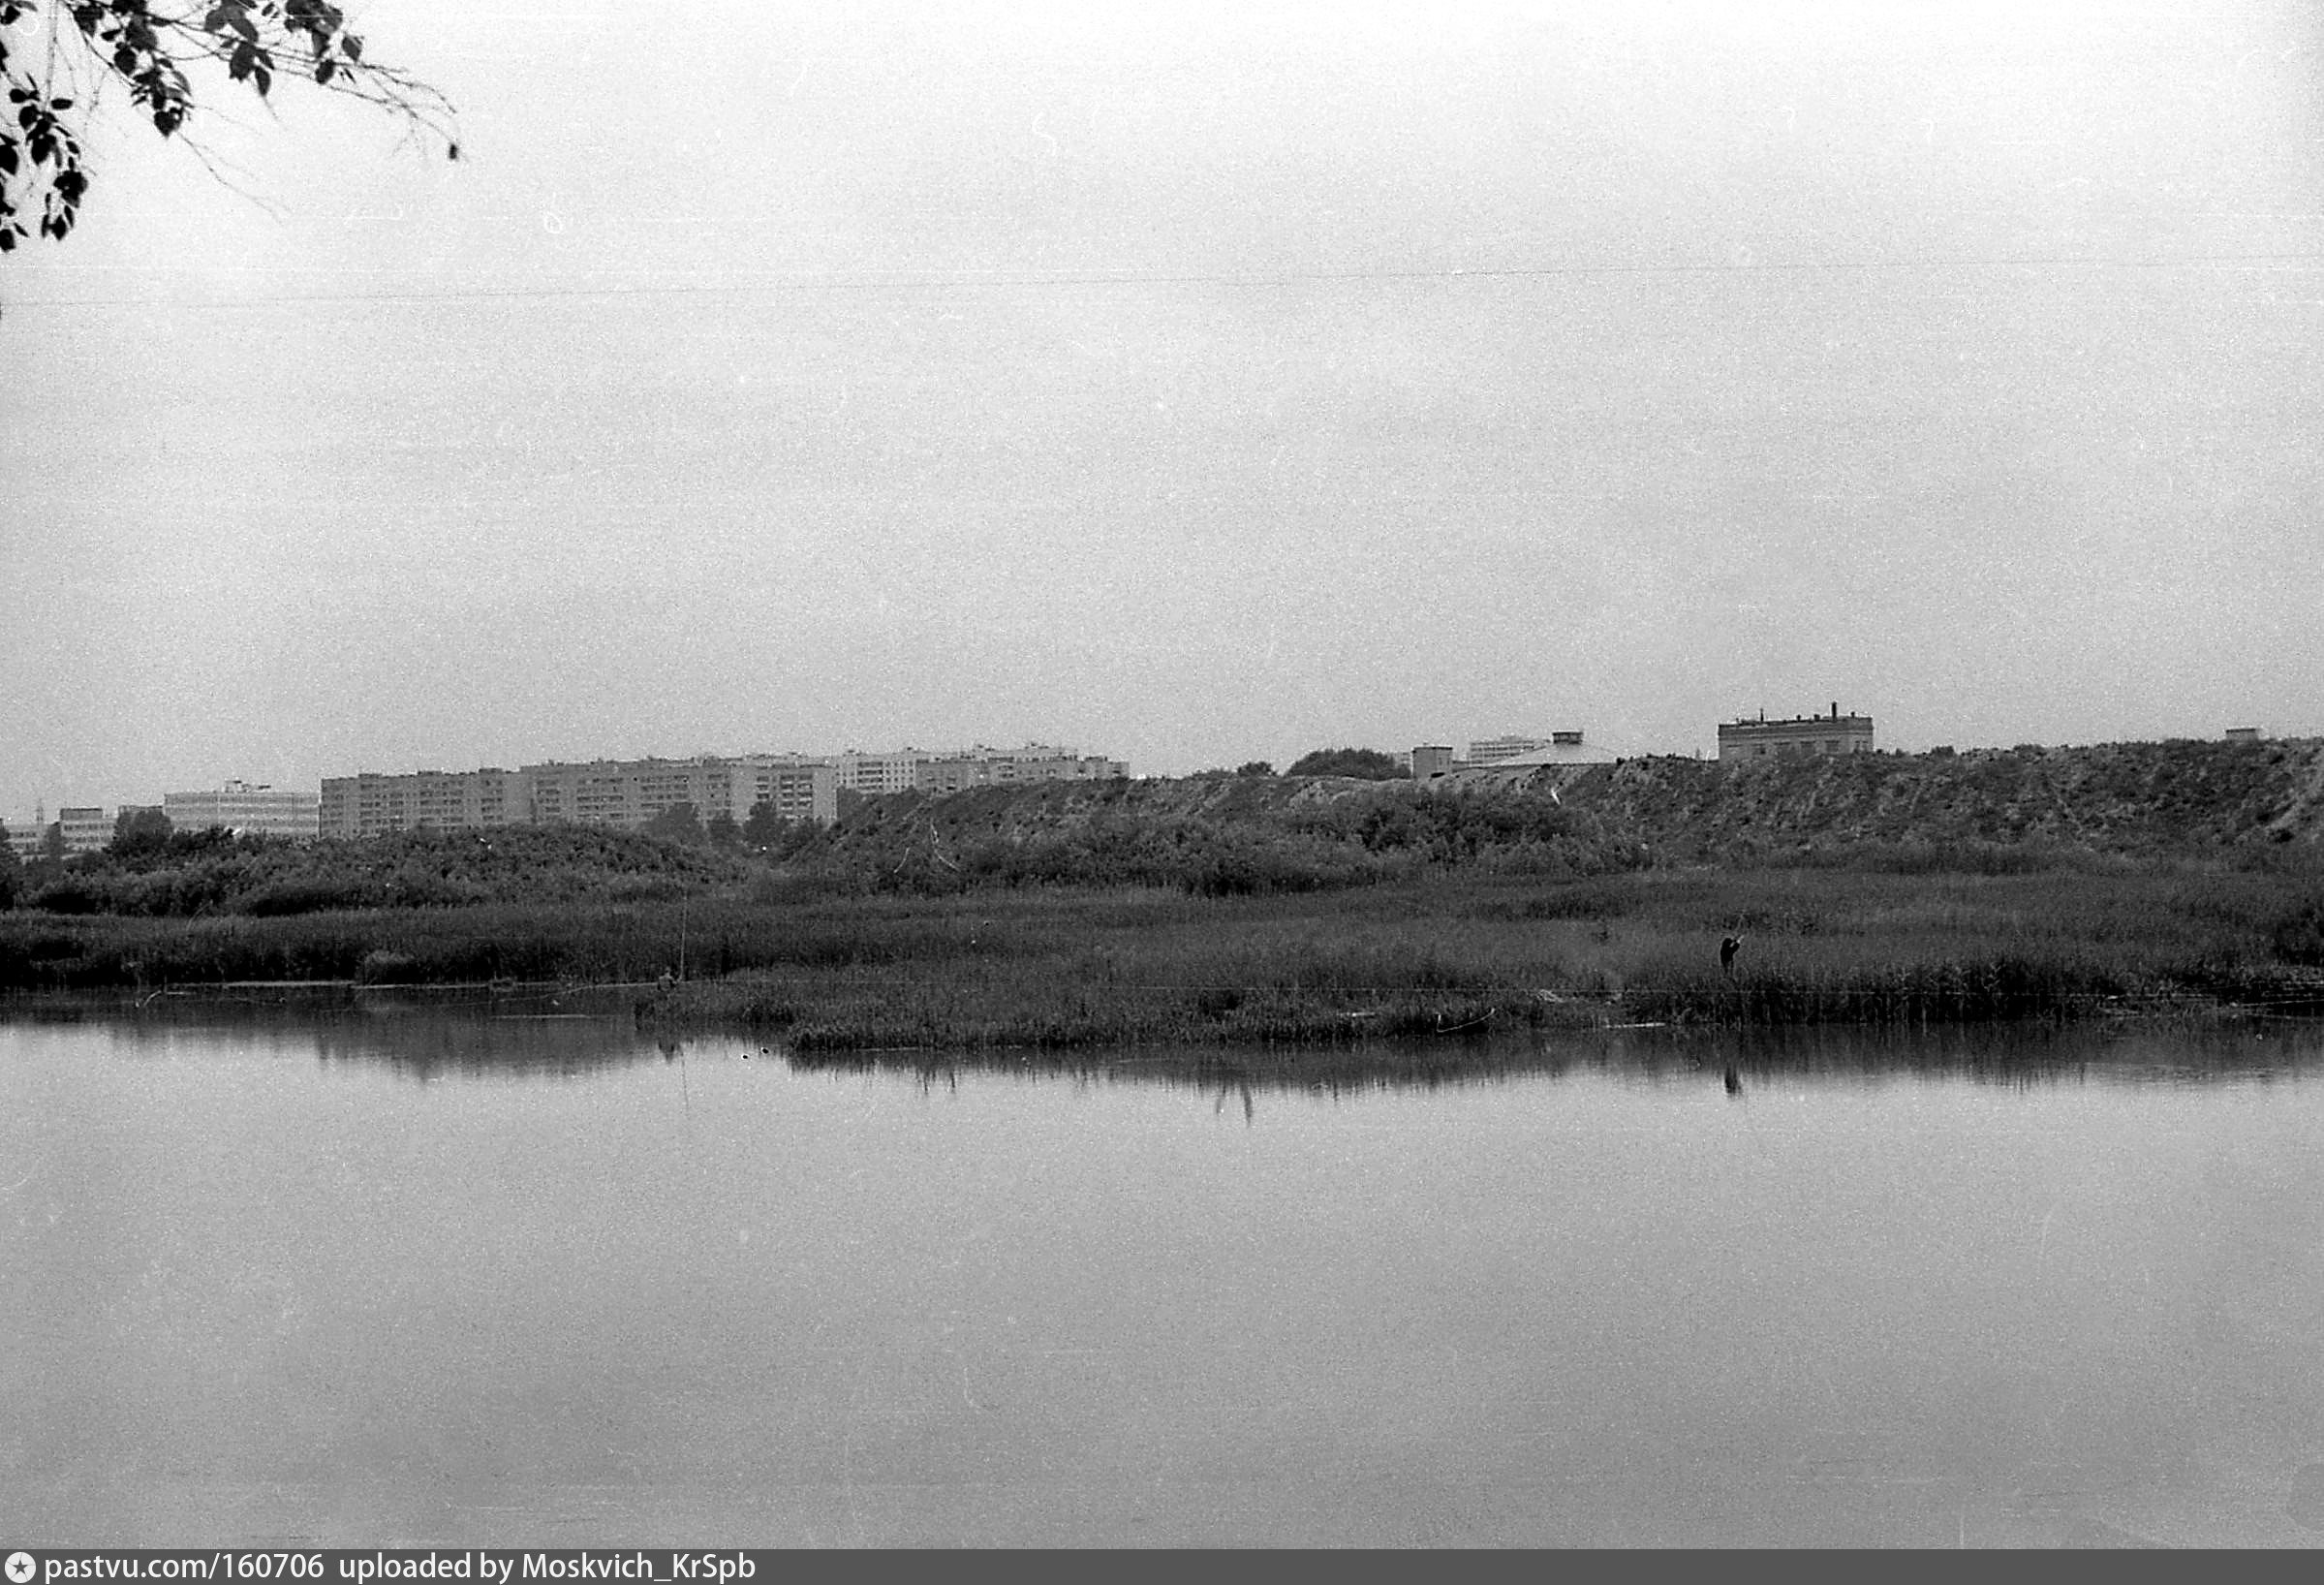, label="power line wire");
[10,247,2324,310]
